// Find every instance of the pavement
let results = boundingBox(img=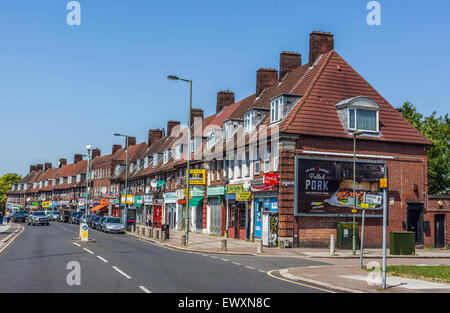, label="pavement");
[127,225,450,259]
[0,221,332,293]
